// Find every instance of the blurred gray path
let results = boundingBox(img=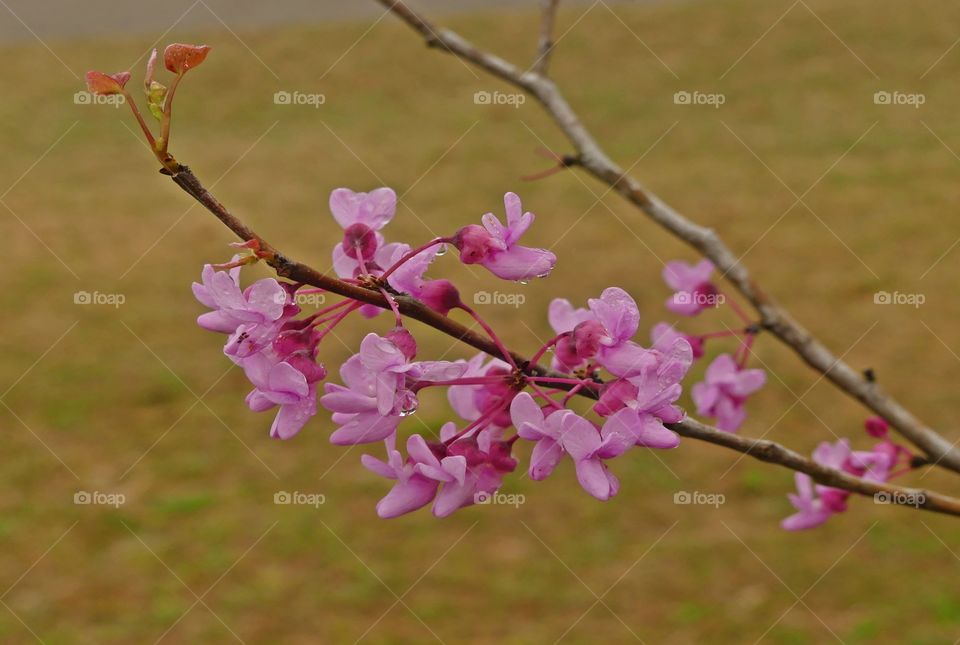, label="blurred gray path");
[0,0,631,44]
